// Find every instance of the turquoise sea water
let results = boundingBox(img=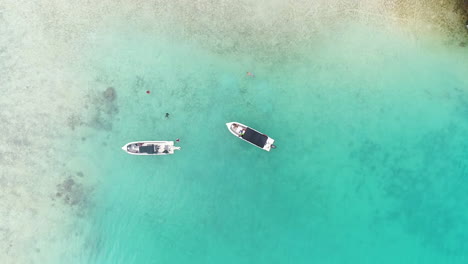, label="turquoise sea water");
[70,19,468,263]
